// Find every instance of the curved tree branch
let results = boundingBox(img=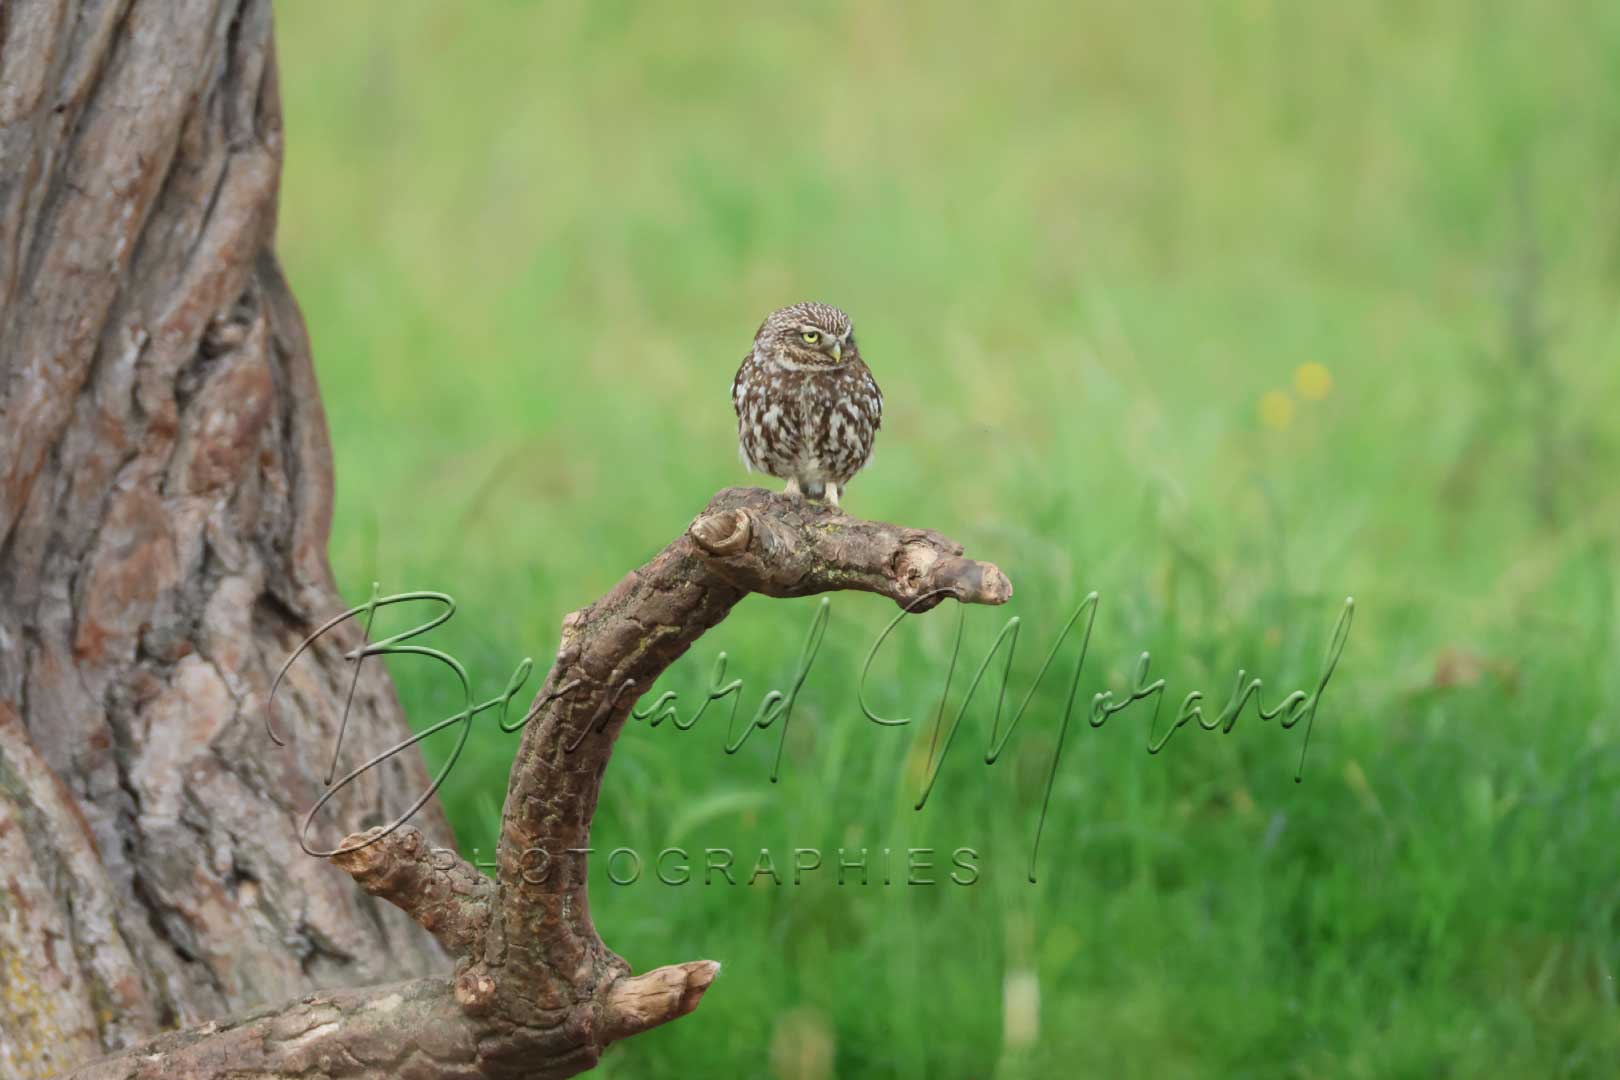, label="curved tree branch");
[68,487,1010,1078]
